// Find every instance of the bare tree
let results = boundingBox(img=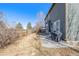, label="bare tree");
[34,12,46,33]
[0,12,19,48]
